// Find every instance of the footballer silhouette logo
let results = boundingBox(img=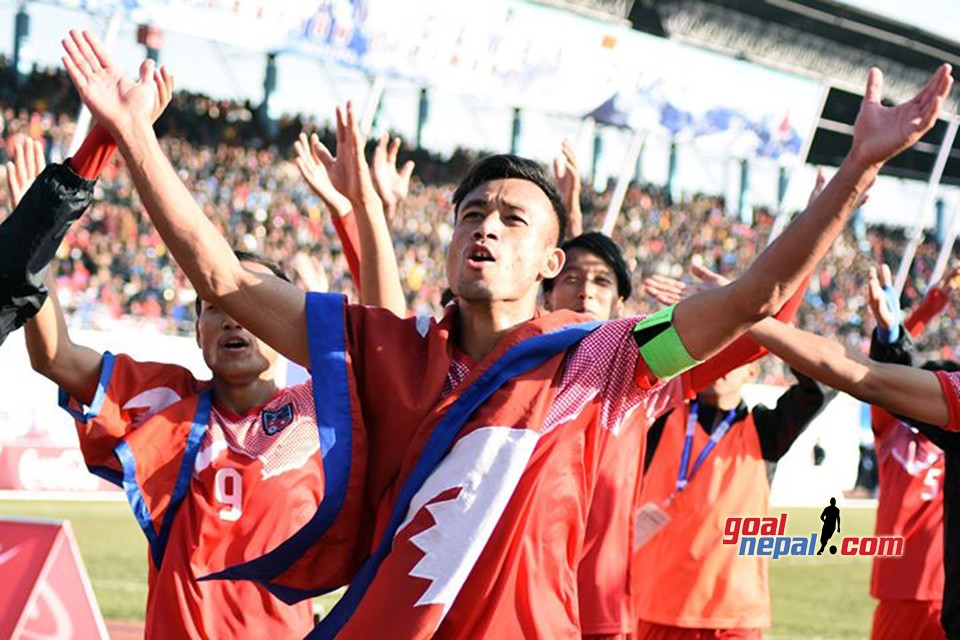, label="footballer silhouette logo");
[261,403,294,436]
[817,498,841,555]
